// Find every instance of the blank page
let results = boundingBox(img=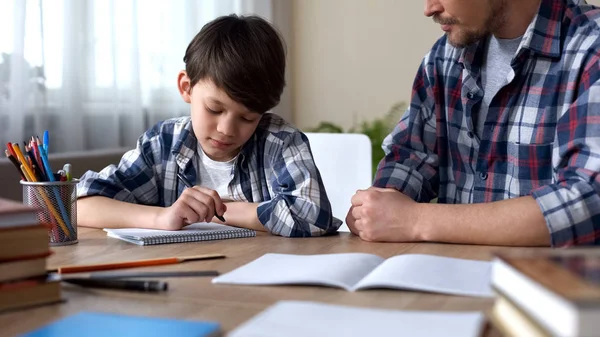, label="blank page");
[212,253,384,291]
[229,301,485,337]
[354,254,493,297]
